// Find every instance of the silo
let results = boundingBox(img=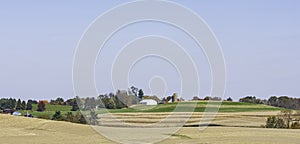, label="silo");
[172,93,178,102]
